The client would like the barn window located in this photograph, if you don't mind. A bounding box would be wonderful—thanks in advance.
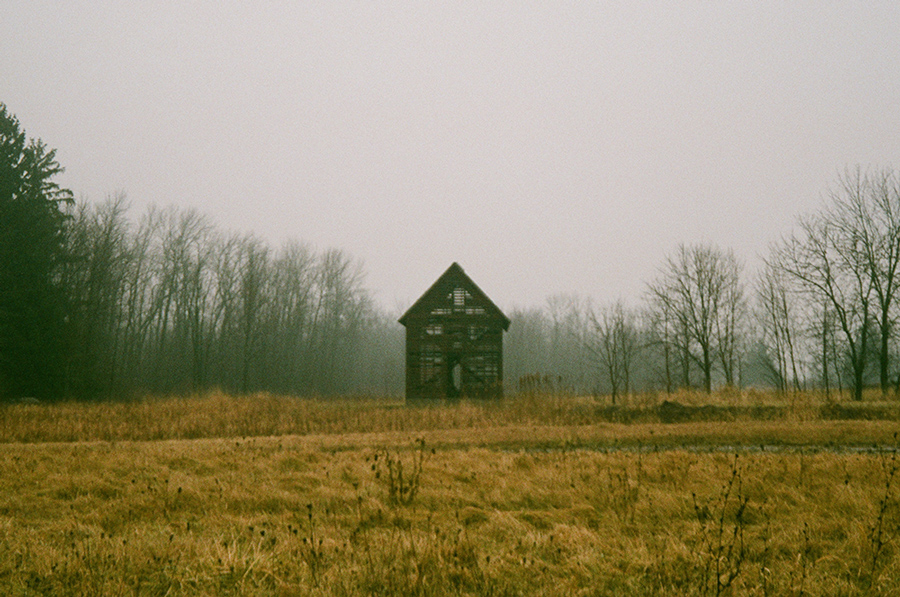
[453,288,466,306]
[420,344,442,384]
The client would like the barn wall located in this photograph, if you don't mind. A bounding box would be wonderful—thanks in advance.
[400,264,509,401]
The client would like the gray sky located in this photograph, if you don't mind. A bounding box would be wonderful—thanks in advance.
[3,2,899,311]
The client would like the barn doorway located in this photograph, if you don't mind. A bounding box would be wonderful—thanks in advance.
[448,356,462,398]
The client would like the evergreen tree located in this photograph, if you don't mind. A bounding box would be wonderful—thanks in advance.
[0,104,73,399]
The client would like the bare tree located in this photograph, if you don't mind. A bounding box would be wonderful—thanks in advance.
[304,248,371,394]
[237,235,270,394]
[644,297,688,393]
[714,253,747,387]
[117,206,160,392]
[585,300,641,404]
[755,258,803,392]
[62,194,131,397]
[504,306,552,389]
[546,294,594,393]
[776,212,873,401]
[145,208,214,392]
[827,168,900,396]
[263,241,317,393]
[647,244,746,393]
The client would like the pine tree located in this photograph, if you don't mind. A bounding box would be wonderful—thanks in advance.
[0,103,73,399]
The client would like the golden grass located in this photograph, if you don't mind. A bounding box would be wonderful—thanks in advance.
[2,390,900,595]
[1,388,898,445]
[3,432,900,595]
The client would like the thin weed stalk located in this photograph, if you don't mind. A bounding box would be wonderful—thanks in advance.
[691,456,749,596]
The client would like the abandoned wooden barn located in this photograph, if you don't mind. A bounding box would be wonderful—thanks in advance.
[399,263,510,400]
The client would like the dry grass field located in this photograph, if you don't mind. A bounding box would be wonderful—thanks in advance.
[2,390,900,595]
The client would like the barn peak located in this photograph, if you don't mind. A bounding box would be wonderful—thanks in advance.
[398,262,510,329]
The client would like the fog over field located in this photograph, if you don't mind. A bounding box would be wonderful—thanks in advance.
[6,8,900,590]
[3,2,900,308]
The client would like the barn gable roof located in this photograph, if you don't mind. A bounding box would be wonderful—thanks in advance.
[398,262,511,330]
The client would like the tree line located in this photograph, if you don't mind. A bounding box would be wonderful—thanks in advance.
[3,103,899,401]
[506,168,900,402]
[59,196,402,399]
[1,104,401,400]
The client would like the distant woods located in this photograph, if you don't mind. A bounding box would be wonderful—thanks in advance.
[3,103,900,400]
[60,197,402,399]
[1,104,400,400]
[507,168,900,402]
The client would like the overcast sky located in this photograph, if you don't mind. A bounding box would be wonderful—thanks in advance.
[3,2,899,312]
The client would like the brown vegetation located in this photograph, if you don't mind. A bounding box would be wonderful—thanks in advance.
[1,390,900,595]
[2,388,899,445]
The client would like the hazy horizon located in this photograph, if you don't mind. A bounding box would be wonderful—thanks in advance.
[4,2,899,311]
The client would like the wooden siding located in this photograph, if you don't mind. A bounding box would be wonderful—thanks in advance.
[399,263,509,400]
